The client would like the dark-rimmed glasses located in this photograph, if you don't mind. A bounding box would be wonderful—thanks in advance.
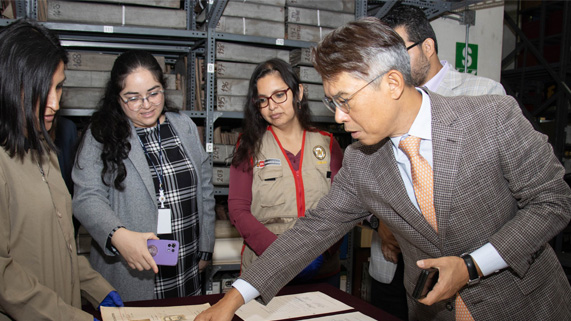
[121,90,164,111]
[255,88,291,109]
[322,73,385,114]
[406,39,424,51]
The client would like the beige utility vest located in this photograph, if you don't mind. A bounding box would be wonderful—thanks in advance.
[242,128,333,271]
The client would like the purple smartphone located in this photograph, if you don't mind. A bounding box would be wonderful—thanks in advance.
[147,239,179,266]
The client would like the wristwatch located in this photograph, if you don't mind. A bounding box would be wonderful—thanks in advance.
[369,215,379,230]
[461,253,481,286]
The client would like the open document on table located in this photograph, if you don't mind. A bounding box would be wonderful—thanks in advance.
[100,303,210,321]
[236,291,374,321]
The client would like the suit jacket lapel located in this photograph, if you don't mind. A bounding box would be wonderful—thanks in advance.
[429,91,463,243]
[374,139,440,248]
[127,121,158,205]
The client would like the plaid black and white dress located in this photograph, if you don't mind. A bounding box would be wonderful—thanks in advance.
[136,117,206,298]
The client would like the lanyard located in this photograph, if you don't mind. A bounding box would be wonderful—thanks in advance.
[137,120,166,208]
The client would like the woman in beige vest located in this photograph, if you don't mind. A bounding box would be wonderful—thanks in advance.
[228,58,344,286]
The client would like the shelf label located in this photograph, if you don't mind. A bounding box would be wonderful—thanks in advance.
[103,26,114,33]
[206,143,213,153]
[276,38,285,46]
[207,63,215,73]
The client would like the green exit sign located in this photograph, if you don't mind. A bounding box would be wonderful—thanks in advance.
[455,42,478,75]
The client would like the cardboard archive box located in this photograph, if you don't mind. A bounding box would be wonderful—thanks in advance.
[213,144,234,165]
[217,78,249,96]
[286,0,355,13]
[67,51,166,72]
[213,166,230,186]
[223,1,285,22]
[286,23,335,43]
[217,95,246,112]
[308,101,332,117]
[216,16,285,39]
[289,48,313,67]
[295,66,322,84]
[216,42,289,64]
[217,61,258,80]
[302,83,325,101]
[65,70,178,90]
[287,7,354,29]
[229,0,286,6]
[80,0,181,8]
[42,0,186,29]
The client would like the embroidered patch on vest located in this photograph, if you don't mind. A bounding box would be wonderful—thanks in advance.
[255,158,281,168]
[313,145,327,160]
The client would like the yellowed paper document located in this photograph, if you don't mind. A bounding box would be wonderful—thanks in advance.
[301,311,377,320]
[100,303,210,321]
[235,291,353,321]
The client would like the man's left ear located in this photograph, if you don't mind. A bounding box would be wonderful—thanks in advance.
[386,70,405,100]
[422,38,437,59]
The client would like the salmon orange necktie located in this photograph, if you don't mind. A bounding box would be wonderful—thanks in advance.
[399,135,474,321]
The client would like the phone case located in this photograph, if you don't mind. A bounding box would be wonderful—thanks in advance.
[412,268,439,299]
[147,239,179,266]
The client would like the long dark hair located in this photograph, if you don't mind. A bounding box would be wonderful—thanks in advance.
[0,19,68,164]
[231,58,313,169]
[78,50,178,190]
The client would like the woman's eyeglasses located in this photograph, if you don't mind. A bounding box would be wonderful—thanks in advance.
[121,90,165,111]
[254,88,291,109]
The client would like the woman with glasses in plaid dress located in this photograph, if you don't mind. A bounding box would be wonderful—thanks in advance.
[73,50,216,301]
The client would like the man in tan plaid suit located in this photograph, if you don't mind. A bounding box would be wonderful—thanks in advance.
[196,17,571,321]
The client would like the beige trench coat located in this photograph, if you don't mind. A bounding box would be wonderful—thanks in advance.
[0,149,114,321]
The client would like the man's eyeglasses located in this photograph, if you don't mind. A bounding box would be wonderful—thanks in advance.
[322,73,385,114]
[121,90,165,111]
[255,88,291,109]
[406,39,425,51]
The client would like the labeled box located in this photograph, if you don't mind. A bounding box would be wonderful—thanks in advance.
[217,78,249,96]
[295,66,322,84]
[286,0,355,13]
[216,42,290,64]
[213,167,230,186]
[287,23,335,43]
[287,7,354,29]
[43,0,187,29]
[213,144,234,165]
[223,2,285,22]
[217,95,246,112]
[216,16,285,39]
[217,61,258,80]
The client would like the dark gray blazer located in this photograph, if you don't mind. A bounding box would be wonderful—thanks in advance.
[241,92,571,320]
[73,112,215,301]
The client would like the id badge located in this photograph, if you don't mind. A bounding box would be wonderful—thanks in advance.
[157,208,172,234]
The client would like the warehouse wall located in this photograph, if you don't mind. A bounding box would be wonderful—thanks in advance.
[430,4,505,82]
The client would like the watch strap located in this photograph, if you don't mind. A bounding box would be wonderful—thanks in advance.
[461,253,480,285]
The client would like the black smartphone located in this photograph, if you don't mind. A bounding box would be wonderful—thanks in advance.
[412,268,439,299]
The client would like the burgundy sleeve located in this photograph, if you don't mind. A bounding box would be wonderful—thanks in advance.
[228,160,278,256]
[329,136,343,183]
[325,135,345,256]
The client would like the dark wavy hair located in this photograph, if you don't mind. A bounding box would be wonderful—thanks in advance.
[381,4,439,54]
[77,50,178,190]
[0,19,68,164]
[231,58,313,169]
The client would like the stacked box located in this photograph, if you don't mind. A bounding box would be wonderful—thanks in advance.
[216,61,256,112]
[289,48,313,67]
[41,0,186,29]
[62,51,184,110]
[213,144,234,165]
[80,0,181,8]
[216,2,285,39]
[294,66,322,84]
[286,0,355,13]
[286,23,335,42]
[213,167,230,186]
[287,7,354,29]
[216,42,289,64]
[216,42,289,112]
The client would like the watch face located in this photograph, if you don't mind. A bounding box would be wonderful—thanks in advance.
[370,217,379,229]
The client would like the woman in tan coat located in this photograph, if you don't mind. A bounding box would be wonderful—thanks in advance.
[0,20,123,321]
